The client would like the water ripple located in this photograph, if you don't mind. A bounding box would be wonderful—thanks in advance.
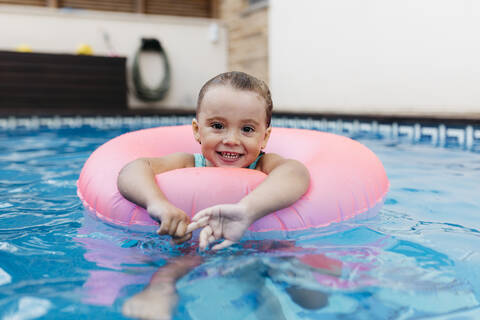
[1,120,479,319]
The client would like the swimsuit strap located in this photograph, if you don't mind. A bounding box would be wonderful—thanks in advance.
[194,153,207,167]
[194,152,264,169]
[248,151,265,169]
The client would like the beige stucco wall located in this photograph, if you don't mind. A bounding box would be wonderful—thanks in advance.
[269,0,480,119]
[218,0,269,84]
[0,5,228,111]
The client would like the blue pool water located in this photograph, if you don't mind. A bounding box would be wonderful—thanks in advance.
[0,116,479,319]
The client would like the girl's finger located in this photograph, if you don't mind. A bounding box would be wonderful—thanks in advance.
[212,240,235,251]
[172,232,192,244]
[199,226,213,251]
[208,235,216,244]
[175,220,187,238]
[186,216,209,233]
[157,218,171,235]
[168,218,180,236]
[192,205,220,222]
[191,208,208,221]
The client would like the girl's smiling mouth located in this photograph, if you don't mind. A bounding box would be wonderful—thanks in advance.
[217,151,242,161]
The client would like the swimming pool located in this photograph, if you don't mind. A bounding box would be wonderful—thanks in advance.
[0,116,479,319]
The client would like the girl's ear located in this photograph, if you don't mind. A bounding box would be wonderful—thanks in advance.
[261,126,272,149]
[192,118,201,144]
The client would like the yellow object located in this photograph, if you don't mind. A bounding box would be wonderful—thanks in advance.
[76,43,93,55]
[16,44,32,53]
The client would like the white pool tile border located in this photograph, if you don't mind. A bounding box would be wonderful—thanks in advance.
[271,118,480,151]
[0,116,195,130]
[2,116,480,152]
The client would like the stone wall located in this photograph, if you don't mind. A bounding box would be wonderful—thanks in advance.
[218,0,269,84]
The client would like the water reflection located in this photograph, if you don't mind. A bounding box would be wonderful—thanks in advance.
[75,213,478,319]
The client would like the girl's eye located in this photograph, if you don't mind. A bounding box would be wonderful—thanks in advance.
[242,126,255,133]
[211,122,224,130]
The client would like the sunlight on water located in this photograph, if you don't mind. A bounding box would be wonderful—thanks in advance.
[0,119,479,319]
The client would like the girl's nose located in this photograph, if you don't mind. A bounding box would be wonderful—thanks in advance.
[222,130,240,145]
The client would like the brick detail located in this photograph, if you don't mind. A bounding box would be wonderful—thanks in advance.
[219,0,269,84]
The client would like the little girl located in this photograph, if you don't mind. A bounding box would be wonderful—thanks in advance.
[117,71,310,250]
[119,71,312,319]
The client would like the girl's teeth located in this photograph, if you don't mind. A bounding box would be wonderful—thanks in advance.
[221,152,239,159]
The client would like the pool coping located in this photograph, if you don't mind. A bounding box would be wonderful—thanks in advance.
[2,114,479,152]
[1,108,479,125]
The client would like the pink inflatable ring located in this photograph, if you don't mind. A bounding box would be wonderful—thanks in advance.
[77,125,389,233]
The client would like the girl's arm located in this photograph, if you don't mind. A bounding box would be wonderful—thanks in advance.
[239,153,310,222]
[187,154,310,250]
[117,152,195,242]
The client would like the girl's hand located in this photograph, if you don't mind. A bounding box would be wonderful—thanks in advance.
[187,203,252,251]
[147,201,192,243]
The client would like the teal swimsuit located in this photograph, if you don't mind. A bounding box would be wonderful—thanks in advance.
[194,152,264,169]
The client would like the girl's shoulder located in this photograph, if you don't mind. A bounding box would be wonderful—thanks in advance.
[166,152,195,168]
[256,152,286,174]
[147,152,195,173]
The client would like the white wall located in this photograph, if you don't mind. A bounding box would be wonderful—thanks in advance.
[0,5,228,111]
[270,0,480,118]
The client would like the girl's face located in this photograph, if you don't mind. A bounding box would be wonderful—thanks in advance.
[192,85,271,168]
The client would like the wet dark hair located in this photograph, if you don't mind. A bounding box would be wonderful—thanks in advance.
[196,71,273,127]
